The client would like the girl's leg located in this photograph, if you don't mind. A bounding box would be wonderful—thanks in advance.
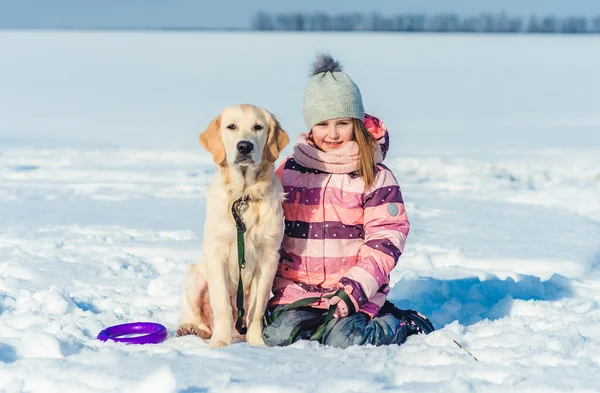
[378,301,435,335]
[262,306,325,347]
[263,302,434,348]
[322,312,409,349]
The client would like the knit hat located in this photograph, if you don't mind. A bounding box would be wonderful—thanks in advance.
[303,54,365,130]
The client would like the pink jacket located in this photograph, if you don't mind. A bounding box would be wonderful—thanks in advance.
[269,115,410,317]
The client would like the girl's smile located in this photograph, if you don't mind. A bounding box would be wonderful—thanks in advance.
[310,118,355,152]
[323,141,343,148]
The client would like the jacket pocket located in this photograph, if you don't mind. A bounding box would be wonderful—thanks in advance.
[277,249,296,279]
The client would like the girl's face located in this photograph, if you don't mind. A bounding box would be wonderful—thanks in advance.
[310,118,355,152]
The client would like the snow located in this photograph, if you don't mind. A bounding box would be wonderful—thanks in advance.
[1,31,600,392]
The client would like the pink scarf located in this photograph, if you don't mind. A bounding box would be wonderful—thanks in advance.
[293,134,383,174]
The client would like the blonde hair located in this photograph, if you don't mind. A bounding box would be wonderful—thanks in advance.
[352,118,377,190]
[308,119,378,190]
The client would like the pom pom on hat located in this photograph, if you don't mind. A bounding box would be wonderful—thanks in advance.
[310,54,342,76]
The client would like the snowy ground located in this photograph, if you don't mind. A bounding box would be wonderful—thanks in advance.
[1,31,600,392]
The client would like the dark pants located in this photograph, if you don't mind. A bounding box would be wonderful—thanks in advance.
[262,306,410,349]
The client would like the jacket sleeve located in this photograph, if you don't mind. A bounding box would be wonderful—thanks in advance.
[340,167,410,309]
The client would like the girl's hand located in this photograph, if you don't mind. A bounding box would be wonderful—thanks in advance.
[326,295,349,318]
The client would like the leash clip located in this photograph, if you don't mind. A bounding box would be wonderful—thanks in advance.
[232,197,249,233]
[236,199,248,215]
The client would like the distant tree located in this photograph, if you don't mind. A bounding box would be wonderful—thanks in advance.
[253,11,274,30]
[426,14,441,31]
[276,13,305,31]
[428,14,460,32]
[593,16,600,33]
[528,16,541,33]
[460,15,481,32]
[576,18,588,33]
[406,15,426,32]
[308,13,332,31]
[333,13,363,31]
[250,11,598,34]
[481,13,496,32]
[541,15,558,33]
[508,17,523,33]
[394,15,406,31]
[494,12,519,33]
[445,14,460,31]
[560,17,587,33]
[372,13,395,31]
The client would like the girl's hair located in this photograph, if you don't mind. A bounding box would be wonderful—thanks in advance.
[352,118,377,190]
[308,118,378,190]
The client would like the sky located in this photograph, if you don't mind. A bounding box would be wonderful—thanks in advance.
[1,0,600,29]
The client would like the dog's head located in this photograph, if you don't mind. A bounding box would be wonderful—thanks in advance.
[200,104,289,168]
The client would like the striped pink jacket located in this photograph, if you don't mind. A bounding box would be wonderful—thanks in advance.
[269,115,410,317]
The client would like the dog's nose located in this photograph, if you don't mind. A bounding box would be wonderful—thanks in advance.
[237,141,254,155]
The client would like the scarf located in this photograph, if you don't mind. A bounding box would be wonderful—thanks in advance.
[293,134,384,174]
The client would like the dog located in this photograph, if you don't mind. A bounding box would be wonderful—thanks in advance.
[177,104,289,348]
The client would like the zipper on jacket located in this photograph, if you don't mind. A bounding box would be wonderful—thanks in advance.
[317,174,333,286]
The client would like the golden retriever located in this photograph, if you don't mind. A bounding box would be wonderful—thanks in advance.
[177,104,289,348]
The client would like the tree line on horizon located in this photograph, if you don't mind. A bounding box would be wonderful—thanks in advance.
[252,12,600,34]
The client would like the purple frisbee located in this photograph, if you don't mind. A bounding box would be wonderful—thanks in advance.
[97,322,167,345]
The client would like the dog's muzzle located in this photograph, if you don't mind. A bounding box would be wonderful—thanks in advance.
[235,141,255,164]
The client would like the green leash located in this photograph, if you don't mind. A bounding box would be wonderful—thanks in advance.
[232,194,356,343]
[232,197,249,336]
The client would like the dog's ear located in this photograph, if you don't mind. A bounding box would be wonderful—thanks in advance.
[200,115,226,166]
[263,112,289,163]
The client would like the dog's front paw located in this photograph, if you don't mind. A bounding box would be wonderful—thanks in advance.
[246,325,266,347]
[177,323,208,338]
[247,335,266,347]
[208,337,232,348]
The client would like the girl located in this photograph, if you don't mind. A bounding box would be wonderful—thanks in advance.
[262,54,434,348]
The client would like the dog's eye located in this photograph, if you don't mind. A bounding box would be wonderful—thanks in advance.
[253,124,263,131]
[226,124,236,130]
